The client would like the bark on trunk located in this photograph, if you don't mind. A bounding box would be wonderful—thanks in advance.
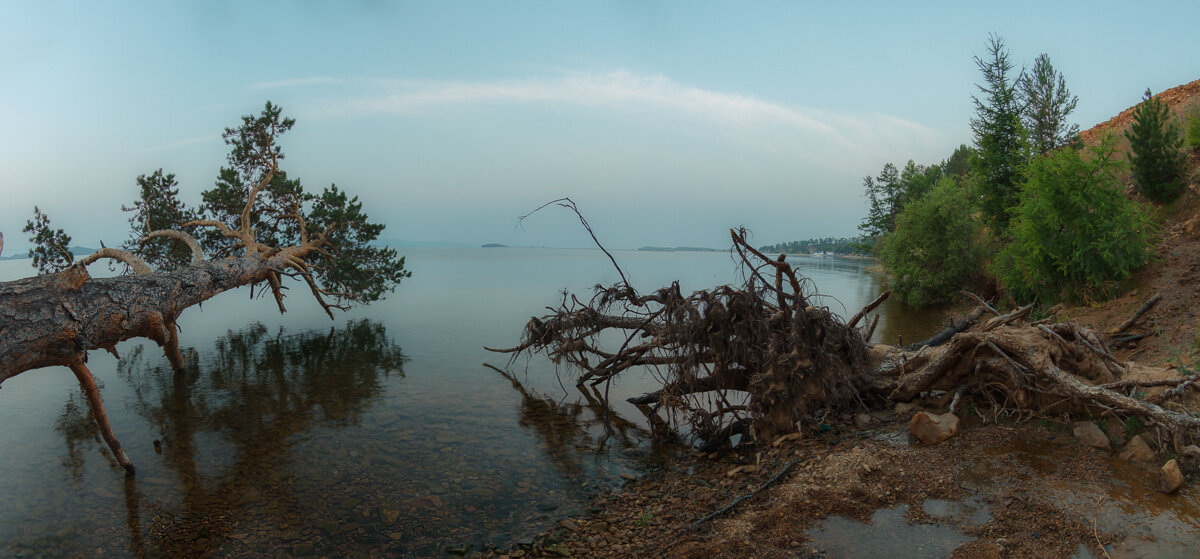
[0,249,304,383]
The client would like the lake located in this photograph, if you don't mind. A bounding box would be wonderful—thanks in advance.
[0,247,940,557]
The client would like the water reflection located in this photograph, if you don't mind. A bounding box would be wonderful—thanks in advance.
[51,320,406,557]
[486,363,678,480]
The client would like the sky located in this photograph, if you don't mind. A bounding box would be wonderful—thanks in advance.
[2,1,1198,254]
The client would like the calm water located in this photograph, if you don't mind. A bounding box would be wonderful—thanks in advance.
[0,248,939,557]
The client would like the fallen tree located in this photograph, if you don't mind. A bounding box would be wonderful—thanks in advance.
[0,102,409,473]
[491,228,1200,451]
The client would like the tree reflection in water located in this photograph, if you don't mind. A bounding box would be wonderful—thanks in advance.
[485,363,680,482]
[54,320,405,557]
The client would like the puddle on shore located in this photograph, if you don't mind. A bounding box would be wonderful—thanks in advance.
[805,502,980,558]
[812,424,1200,558]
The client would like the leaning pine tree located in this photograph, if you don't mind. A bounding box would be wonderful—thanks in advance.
[1126,88,1187,203]
[0,102,410,473]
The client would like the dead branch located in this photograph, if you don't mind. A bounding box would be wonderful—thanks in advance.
[848,290,889,329]
[903,307,985,350]
[1110,293,1162,335]
[77,248,153,275]
[961,290,1000,316]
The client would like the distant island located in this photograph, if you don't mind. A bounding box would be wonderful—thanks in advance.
[0,245,96,261]
[637,246,721,252]
[481,243,509,248]
[757,236,869,256]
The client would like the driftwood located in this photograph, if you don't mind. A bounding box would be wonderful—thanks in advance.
[1111,293,1162,335]
[493,228,1200,450]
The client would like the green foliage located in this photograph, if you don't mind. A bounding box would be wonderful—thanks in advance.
[1183,104,1200,150]
[1019,53,1080,156]
[306,185,410,304]
[23,206,74,275]
[122,169,197,270]
[1124,416,1146,436]
[880,177,986,307]
[970,35,1026,229]
[198,102,409,307]
[858,160,946,242]
[941,144,975,179]
[995,139,1155,303]
[1126,88,1187,203]
[110,101,409,310]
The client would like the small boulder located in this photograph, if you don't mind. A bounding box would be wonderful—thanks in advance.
[894,402,919,416]
[1072,421,1111,450]
[854,413,873,429]
[1116,435,1156,462]
[909,412,960,445]
[1159,459,1185,494]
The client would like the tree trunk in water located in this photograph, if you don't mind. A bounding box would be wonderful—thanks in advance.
[0,248,307,473]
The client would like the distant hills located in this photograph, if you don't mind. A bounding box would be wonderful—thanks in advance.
[0,245,96,261]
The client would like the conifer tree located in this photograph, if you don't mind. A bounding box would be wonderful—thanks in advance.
[970,34,1025,229]
[1019,53,1079,156]
[1126,88,1186,202]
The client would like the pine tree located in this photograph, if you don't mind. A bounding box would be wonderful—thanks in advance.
[970,34,1025,229]
[1126,88,1187,203]
[1019,53,1079,156]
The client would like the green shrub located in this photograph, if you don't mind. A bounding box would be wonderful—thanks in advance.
[996,138,1155,303]
[1185,105,1200,150]
[880,176,987,307]
[1126,88,1187,202]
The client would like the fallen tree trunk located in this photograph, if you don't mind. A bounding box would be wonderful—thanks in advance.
[0,249,310,382]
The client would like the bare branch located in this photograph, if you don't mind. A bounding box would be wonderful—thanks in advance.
[77,248,153,275]
[519,198,637,300]
[142,229,205,262]
[183,219,242,240]
[239,168,276,254]
[961,290,1000,316]
[1110,293,1162,336]
[68,361,135,473]
[848,290,890,328]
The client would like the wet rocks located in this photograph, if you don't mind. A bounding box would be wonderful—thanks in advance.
[1158,459,1185,494]
[1116,435,1156,462]
[1071,422,1111,450]
[909,412,960,445]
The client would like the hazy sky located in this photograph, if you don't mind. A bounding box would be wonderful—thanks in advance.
[2,1,1197,253]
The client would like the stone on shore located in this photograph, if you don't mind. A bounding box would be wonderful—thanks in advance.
[1072,421,1111,450]
[909,412,960,445]
[1116,435,1156,462]
[1159,459,1185,494]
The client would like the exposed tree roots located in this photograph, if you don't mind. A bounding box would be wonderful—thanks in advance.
[493,229,1200,451]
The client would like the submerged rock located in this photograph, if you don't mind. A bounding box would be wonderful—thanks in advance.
[1072,422,1111,450]
[909,412,960,445]
[1159,459,1185,494]
[1117,435,1156,462]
